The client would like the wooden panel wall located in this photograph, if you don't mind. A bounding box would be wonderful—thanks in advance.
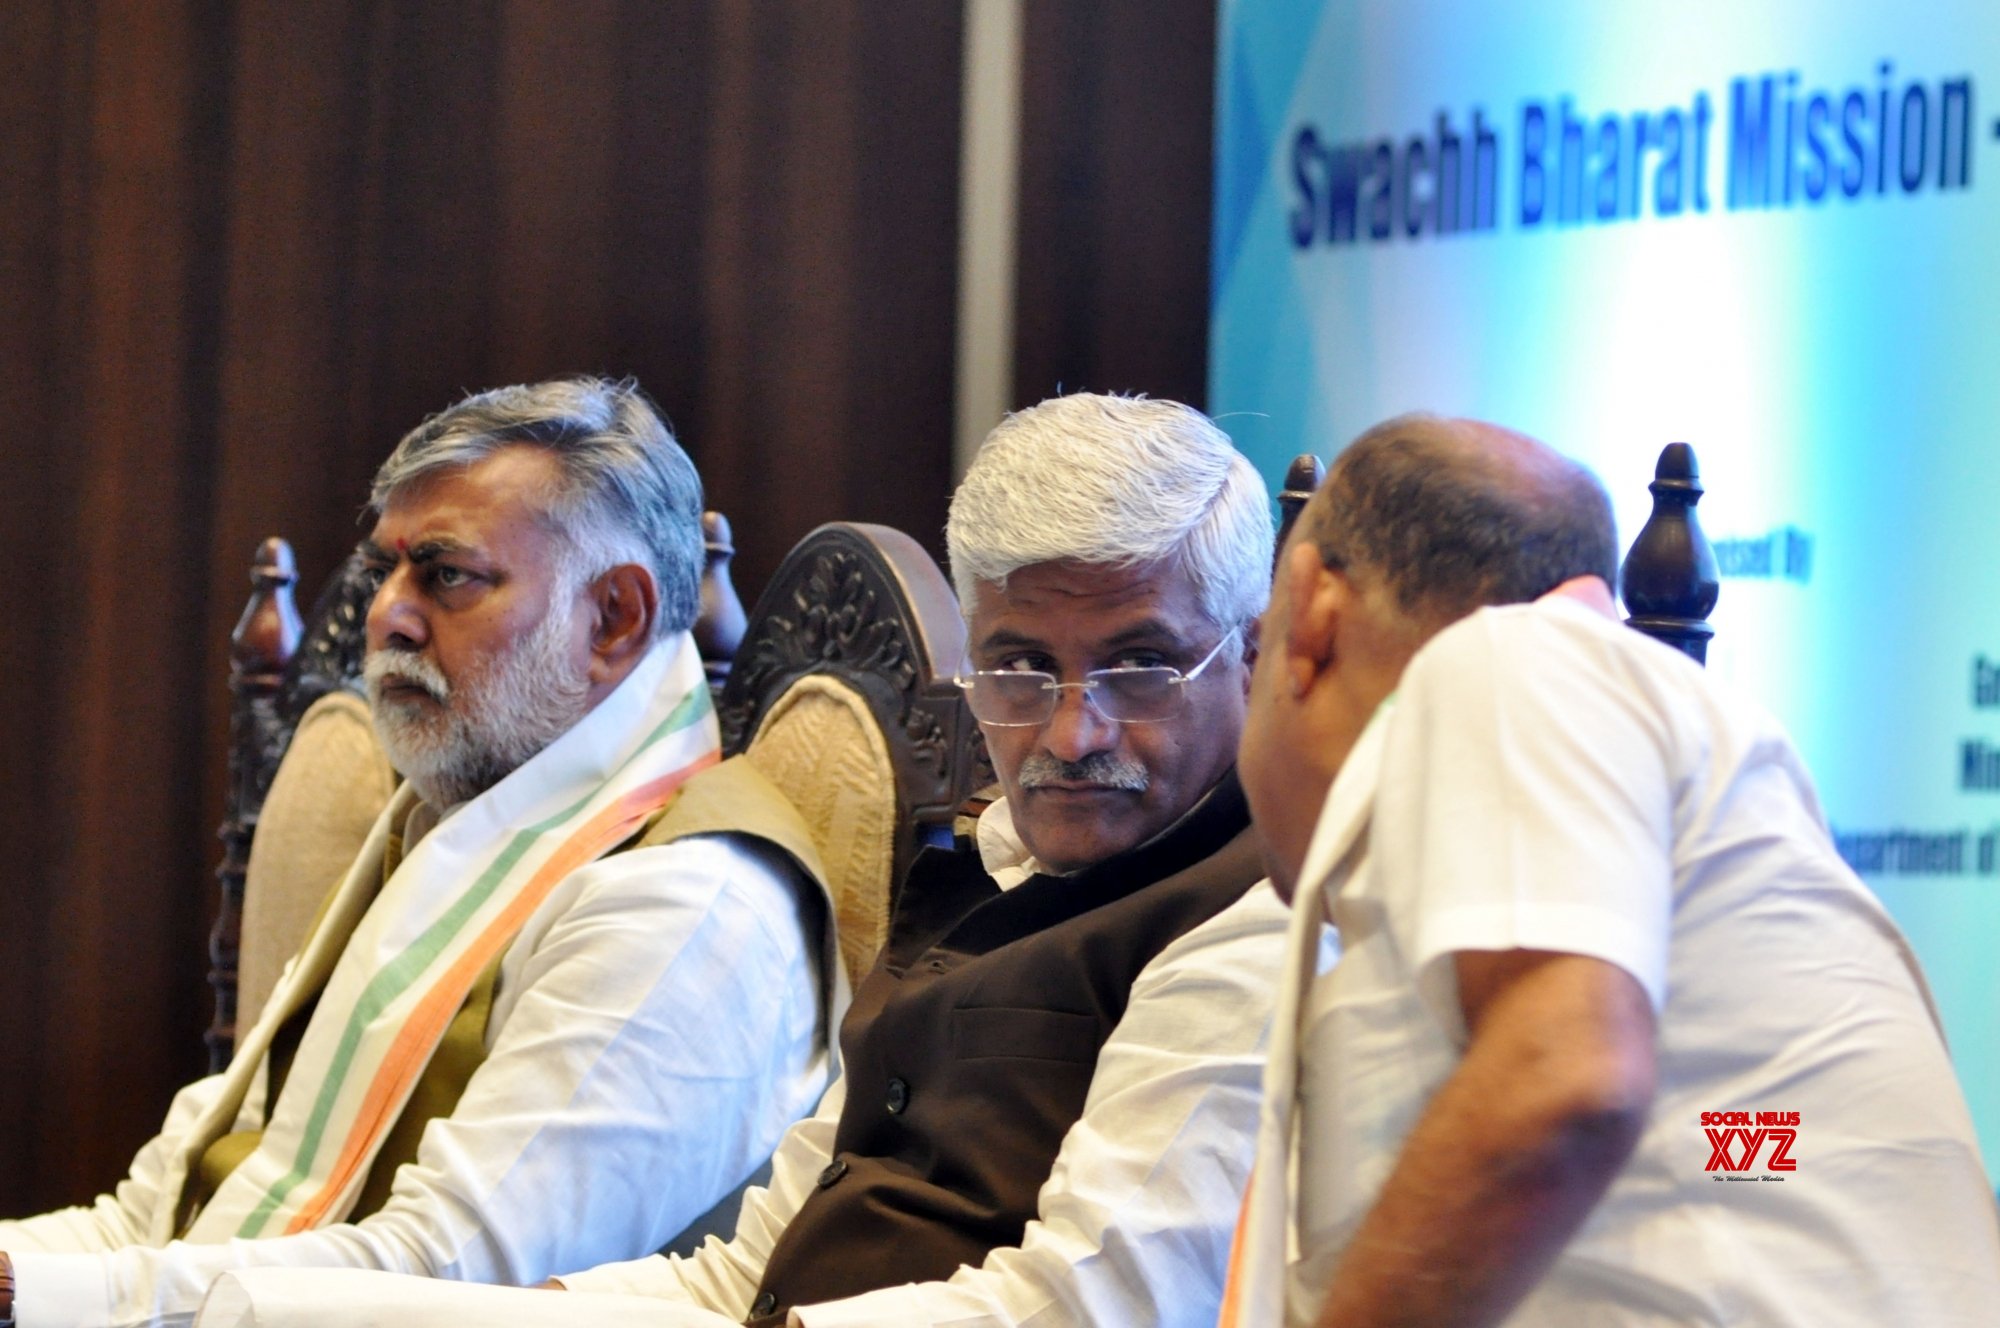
[0,0,1217,1220]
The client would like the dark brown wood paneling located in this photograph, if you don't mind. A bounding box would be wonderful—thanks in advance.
[1013,0,1217,410]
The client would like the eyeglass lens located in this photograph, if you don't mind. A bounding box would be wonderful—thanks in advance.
[961,667,1186,725]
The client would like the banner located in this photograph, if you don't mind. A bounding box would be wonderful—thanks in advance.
[1213,0,2000,1177]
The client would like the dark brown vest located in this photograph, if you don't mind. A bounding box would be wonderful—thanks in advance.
[745,771,1261,1324]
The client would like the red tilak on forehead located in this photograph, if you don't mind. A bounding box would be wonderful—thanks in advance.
[396,537,408,555]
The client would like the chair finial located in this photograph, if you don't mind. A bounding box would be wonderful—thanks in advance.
[695,510,748,690]
[1620,443,1720,664]
[1276,454,1326,562]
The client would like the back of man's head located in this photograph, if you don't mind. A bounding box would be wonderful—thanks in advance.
[371,376,704,637]
[946,393,1273,628]
[1304,414,1617,633]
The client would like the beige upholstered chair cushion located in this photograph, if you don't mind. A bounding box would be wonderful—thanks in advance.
[743,675,897,986]
[237,691,398,1030]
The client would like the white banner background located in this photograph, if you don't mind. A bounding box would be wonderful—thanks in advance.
[1212,0,2000,1178]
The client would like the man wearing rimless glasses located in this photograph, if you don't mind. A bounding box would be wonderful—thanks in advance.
[197,393,1312,1328]
[957,613,1242,876]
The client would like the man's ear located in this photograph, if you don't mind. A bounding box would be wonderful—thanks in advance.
[586,563,659,679]
[1280,540,1346,698]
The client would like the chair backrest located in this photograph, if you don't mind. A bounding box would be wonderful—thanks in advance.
[212,543,374,1068]
[717,522,981,987]
[209,515,751,1069]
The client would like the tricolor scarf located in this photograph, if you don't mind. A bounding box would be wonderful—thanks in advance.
[1217,700,1389,1328]
[156,635,721,1243]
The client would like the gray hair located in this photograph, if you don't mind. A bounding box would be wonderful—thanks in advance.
[946,393,1273,629]
[1306,413,1618,627]
[371,376,703,637]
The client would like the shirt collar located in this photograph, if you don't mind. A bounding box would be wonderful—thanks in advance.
[974,796,1044,891]
[974,768,1251,894]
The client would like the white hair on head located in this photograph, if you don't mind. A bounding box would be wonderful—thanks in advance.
[946,393,1274,628]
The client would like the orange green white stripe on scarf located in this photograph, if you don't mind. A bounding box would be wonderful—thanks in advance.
[155,635,721,1245]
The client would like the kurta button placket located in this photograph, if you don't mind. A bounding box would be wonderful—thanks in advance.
[885,1076,910,1114]
[816,1158,849,1189]
[752,1291,779,1317]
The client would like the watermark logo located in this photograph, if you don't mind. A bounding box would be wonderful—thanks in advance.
[1701,1110,1799,1180]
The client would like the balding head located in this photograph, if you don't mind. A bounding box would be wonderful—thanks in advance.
[1299,414,1617,634]
[1243,416,1619,894]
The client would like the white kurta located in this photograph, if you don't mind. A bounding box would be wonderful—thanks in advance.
[3,643,832,1328]
[1240,596,2000,1326]
[194,798,1331,1328]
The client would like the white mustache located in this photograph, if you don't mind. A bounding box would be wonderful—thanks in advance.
[365,648,450,702]
[1018,751,1150,792]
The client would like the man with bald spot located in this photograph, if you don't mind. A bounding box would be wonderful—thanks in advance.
[1223,415,2000,1326]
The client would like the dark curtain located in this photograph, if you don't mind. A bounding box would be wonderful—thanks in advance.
[0,0,1212,1219]
[1015,1,1214,407]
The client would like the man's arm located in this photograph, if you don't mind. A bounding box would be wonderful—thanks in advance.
[1311,948,1656,1328]
[786,880,1307,1328]
[0,1070,246,1260]
[6,836,827,1328]
[194,1096,851,1328]
[552,1072,846,1313]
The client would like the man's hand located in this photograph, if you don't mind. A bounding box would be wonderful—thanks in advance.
[1312,949,1657,1328]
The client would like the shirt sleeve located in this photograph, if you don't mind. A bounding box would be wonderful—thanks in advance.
[8,835,830,1328]
[554,1074,845,1316]
[0,1072,238,1257]
[1372,605,1679,1041]
[789,882,1309,1328]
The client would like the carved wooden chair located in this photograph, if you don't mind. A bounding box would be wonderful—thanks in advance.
[656,520,979,1256]
[715,522,981,988]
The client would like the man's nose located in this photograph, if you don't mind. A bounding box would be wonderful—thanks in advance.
[1038,683,1120,763]
[365,567,427,654]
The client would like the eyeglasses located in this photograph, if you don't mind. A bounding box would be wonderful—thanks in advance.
[955,631,1238,727]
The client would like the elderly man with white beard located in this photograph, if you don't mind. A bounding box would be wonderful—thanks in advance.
[0,378,838,1328]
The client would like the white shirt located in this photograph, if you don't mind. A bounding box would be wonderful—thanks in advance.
[1288,597,2000,1325]
[3,831,830,1328]
[199,796,1322,1328]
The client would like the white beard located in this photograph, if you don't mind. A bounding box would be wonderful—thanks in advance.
[365,607,593,809]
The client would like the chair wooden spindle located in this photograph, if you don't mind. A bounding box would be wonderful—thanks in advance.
[1620,442,1721,665]
[1276,453,1326,561]
[210,538,305,1070]
[695,510,748,694]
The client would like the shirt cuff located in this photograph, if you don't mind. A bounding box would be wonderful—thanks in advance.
[7,1251,110,1328]
[792,1284,934,1326]
[554,1254,687,1299]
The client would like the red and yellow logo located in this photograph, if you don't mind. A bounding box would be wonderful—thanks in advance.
[1701,1110,1800,1174]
